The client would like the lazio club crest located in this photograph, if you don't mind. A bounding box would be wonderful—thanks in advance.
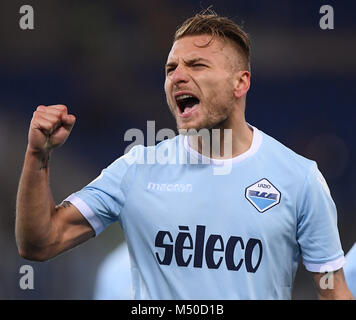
[245,178,281,213]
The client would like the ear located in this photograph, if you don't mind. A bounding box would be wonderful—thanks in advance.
[234,71,250,99]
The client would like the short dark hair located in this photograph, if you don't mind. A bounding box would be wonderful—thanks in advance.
[174,9,251,71]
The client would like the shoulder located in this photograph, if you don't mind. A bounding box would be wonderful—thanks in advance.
[256,129,336,212]
[258,129,316,176]
[255,128,330,201]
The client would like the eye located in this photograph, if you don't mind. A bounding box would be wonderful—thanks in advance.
[192,64,207,68]
[166,66,176,75]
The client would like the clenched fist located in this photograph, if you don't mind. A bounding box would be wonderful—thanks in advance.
[28,105,76,155]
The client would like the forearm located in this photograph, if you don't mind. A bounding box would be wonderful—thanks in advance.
[313,269,355,300]
[318,290,354,300]
[16,148,57,259]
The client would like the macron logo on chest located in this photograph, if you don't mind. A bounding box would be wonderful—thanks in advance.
[147,182,193,193]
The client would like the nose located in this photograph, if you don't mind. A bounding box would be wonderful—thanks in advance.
[170,65,190,86]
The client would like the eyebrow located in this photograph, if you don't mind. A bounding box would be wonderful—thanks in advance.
[165,57,211,69]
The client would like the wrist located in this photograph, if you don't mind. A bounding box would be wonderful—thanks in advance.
[25,146,52,170]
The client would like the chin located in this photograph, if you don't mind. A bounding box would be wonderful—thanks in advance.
[176,122,207,135]
[177,116,224,133]
[177,126,197,135]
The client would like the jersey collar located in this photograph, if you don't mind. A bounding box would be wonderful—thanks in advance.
[183,124,263,166]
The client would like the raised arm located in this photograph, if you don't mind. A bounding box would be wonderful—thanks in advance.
[16,105,95,261]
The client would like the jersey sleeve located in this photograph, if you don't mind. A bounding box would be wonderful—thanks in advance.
[296,161,345,272]
[64,145,141,236]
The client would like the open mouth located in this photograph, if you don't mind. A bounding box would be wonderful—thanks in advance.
[175,94,200,116]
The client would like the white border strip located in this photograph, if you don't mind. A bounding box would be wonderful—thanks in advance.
[304,256,346,273]
[64,194,104,236]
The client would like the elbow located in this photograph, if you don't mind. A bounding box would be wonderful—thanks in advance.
[17,245,51,262]
[16,232,55,262]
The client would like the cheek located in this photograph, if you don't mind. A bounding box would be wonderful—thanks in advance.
[204,82,235,113]
[164,79,169,95]
[201,72,233,94]
[215,76,235,97]
[164,80,172,103]
[204,80,232,102]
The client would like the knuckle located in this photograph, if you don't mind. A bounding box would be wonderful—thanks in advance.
[52,110,62,118]
[33,110,43,118]
[36,106,45,111]
[33,110,41,119]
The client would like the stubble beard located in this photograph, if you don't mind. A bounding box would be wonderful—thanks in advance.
[168,95,235,136]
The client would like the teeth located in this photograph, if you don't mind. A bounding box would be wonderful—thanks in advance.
[176,94,194,101]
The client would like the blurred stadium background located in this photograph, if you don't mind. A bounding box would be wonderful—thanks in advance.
[0,0,355,299]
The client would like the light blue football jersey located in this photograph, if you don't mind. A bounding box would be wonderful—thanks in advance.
[65,125,345,299]
[344,243,356,297]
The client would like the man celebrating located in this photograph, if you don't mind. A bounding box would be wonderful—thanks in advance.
[16,11,353,299]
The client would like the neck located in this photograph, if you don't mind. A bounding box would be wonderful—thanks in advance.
[188,115,253,160]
